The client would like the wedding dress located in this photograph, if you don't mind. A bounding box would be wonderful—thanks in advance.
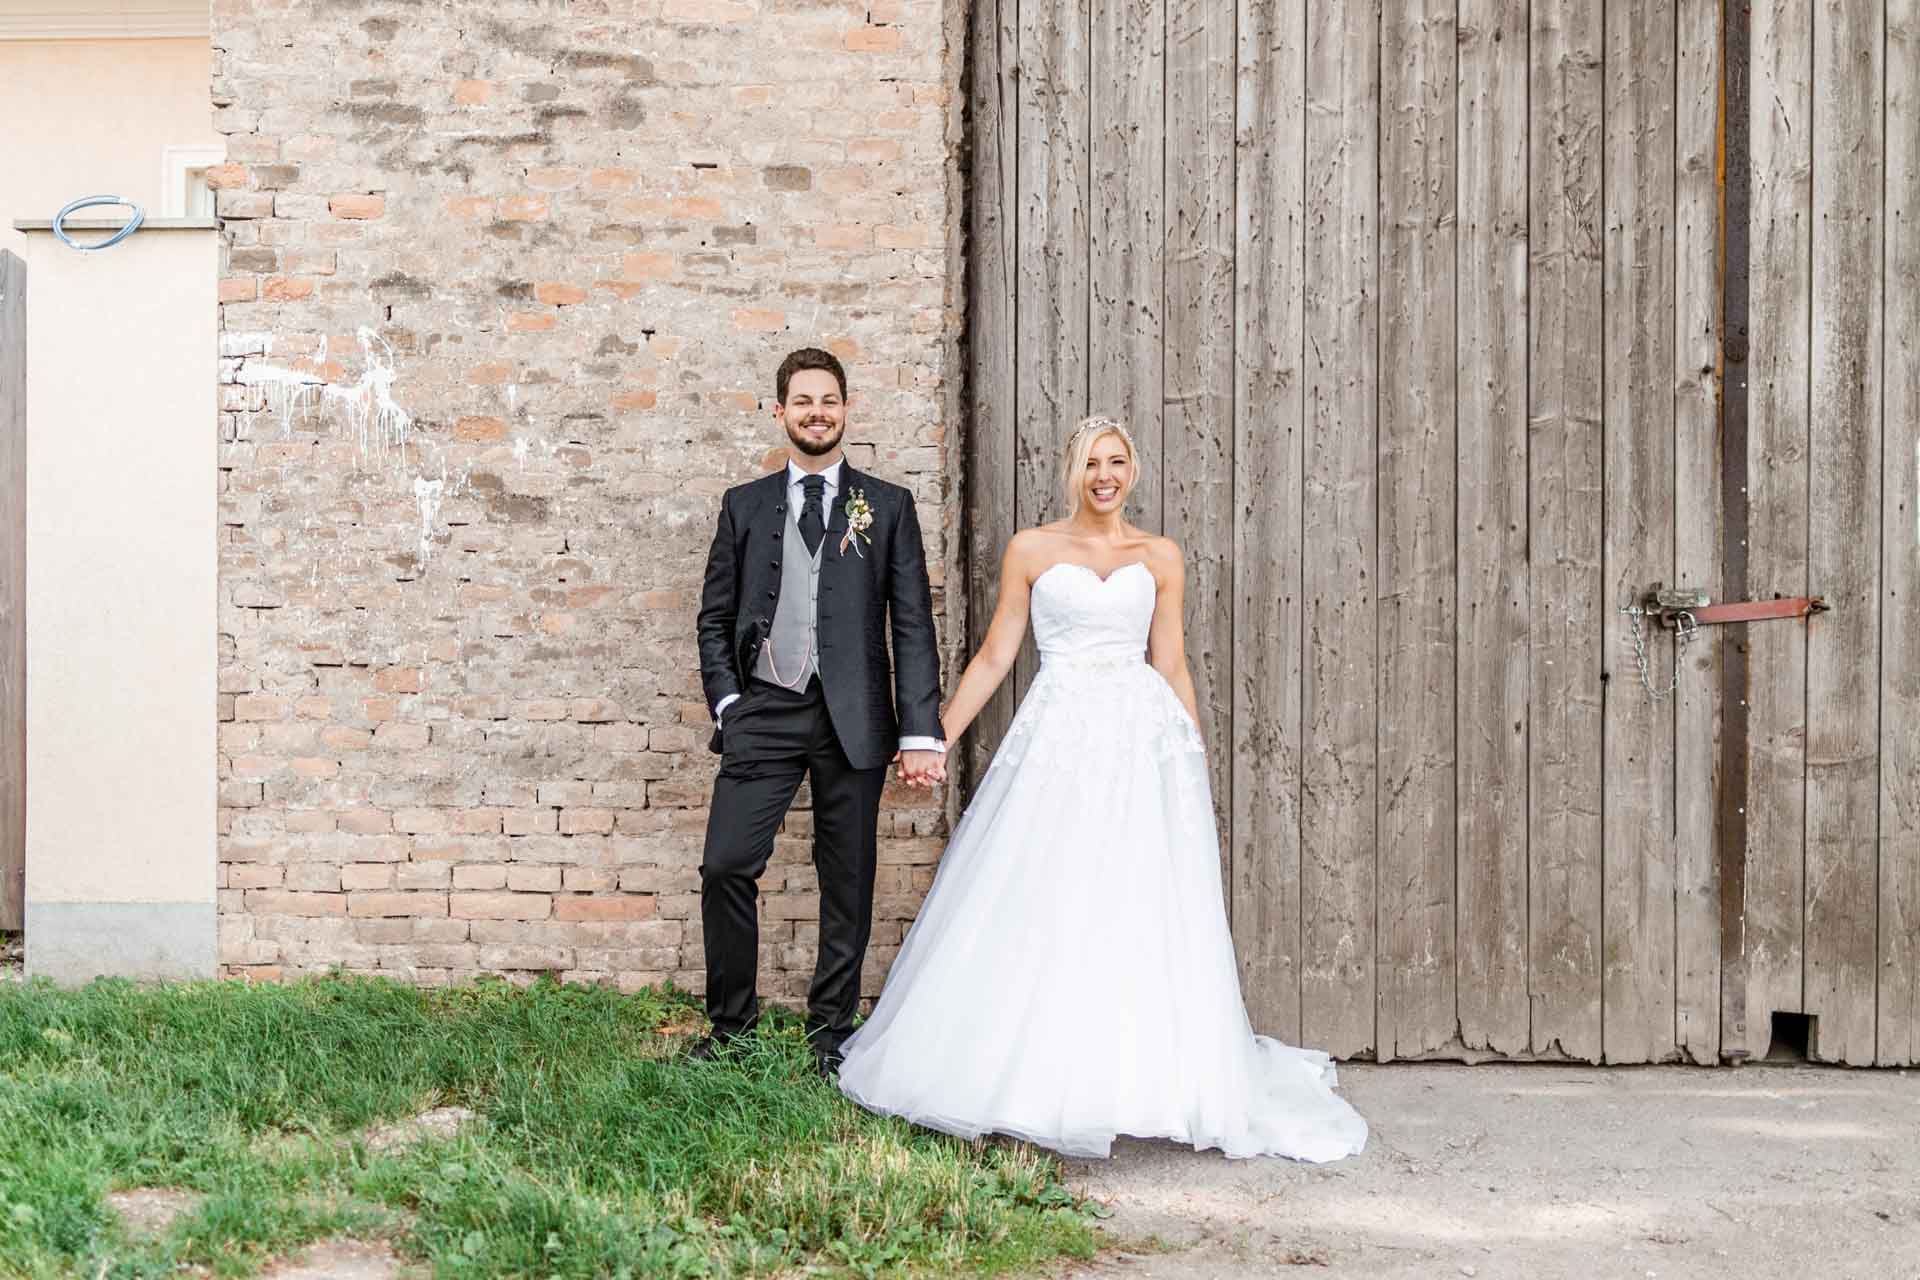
[837,560,1367,1162]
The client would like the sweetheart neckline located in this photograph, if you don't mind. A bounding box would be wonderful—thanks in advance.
[1033,559,1153,590]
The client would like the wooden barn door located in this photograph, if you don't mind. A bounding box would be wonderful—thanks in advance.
[964,0,1920,1066]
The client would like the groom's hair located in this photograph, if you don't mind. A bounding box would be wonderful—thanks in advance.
[776,348,848,404]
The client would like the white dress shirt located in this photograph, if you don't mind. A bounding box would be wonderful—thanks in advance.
[714,459,945,755]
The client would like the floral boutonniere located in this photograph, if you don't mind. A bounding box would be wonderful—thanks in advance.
[839,488,875,558]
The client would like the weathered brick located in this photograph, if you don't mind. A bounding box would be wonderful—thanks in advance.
[394,808,448,835]
[453,864,508,890]
[262,277,315,302]
[845,25,903,52]
[506,865,563,893]
[451,893,553,921]
[216,190,274,218]
[562,867,619,892]
[395,860,453,890]
[477,944,574,970]
[229,864,284,889]
[554,895,656,923]
[340,863,392,890]
[329,194,386,219]
[339,808,393,835]
[374,667,422,694]
[234,694,289,721]
[536,781,595,807]
[244,890,345,917]
[348,892,449,918]
[559,808,615,835]
[502,808,558,836]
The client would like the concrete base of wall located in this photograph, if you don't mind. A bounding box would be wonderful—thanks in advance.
[24,901,215,983]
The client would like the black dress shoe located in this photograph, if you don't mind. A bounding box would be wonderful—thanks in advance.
[814,1048,845,1081]
[686,1034,740,1063]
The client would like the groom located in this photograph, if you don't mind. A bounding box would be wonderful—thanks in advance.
[691,347,946,1078]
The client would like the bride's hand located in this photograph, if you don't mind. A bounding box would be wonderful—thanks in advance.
[895,749,945,790]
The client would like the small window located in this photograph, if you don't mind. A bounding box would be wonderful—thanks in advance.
[159,144,225,218]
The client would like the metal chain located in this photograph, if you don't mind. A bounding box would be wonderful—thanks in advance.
[1620,604,1697,702]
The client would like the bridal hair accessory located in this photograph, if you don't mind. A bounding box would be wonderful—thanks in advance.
[840,488,875,557]
[1070,414,1137,455]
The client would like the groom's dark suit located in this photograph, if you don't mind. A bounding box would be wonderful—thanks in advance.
[696,460,942,1055]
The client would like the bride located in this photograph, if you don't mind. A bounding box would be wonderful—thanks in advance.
[836,417,1367,1162]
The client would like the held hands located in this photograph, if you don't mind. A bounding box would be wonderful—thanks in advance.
[893,748,948,789]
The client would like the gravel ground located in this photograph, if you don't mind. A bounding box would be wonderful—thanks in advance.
[1056,1062,1920,1279]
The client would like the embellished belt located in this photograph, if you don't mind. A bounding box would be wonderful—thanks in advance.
[1038,649,1147,671]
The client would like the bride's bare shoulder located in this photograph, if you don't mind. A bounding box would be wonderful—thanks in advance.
[1007,525,1071,558]
[1000,527,1058,580]
[1142,535,1185,582]
[1141,533,1182,564]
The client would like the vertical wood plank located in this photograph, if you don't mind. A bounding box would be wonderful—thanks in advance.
[1878,0,1920,1068]
[1091,0,1165,536]
[1233,0,1308,1043]
[965,0,1020,790]
[1015,0,1091,703]
[1302,0,1380,1058]
[1672,0,1724,1065]
[1377,0,1458,1059]
[1528,0,1605,1061]
[1599,0,1678,1064]
[1804,0,1883,1066]
[1455,0,1532,1057]
[1740,0,1813,1062]
[0,251,22,931]
[1165,0,1237,845]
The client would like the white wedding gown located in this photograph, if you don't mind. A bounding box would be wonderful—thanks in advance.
[837,560,1367,1162]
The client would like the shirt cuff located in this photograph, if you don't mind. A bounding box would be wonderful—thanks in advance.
[714,692,740,727]
[898,736,946,754]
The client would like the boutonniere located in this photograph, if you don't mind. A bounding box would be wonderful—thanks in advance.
[839,488,875,558]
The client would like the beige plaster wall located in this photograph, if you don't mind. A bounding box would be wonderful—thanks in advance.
[8,29,220,978]
[21,226,217,917]
[0,38,220,255]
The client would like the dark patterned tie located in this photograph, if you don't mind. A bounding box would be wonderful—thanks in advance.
[800,474,826,556]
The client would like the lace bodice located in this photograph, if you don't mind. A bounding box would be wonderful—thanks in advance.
[1030,560,1155,664]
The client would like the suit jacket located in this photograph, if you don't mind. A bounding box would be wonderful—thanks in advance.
[696,463,942,771]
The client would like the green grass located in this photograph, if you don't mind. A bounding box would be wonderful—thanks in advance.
[0,974,1101,1278]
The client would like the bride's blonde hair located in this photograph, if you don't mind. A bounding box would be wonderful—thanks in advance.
[1061,415,1139,515]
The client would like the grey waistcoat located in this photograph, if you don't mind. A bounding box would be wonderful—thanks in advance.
[752,499,825,689]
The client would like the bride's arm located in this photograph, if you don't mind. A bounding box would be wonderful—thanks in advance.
[1146,540,1204,739]
[938,534,1036,744]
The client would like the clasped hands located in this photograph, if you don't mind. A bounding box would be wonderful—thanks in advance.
[894,748,947,789]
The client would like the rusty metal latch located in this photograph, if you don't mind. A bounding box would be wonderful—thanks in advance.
[1638,583,1830,629]
[1620,584,1831,703]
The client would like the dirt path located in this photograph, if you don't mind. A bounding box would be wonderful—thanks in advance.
[1058,1062,1920,1279]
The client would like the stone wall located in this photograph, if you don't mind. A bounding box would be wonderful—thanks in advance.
[208,0,965,1002]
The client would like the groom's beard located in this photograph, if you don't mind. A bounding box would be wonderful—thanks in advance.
[786,419,844,457]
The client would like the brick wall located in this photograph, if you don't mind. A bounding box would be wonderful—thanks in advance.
[209,0,965,1004]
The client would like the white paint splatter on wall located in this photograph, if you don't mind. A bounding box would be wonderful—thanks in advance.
[323,328,413,465]
[235,360,323,437]
[229,325,472,571]
[412,476,446,563]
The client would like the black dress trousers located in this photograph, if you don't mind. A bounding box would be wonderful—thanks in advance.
[699,675,888,1052]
